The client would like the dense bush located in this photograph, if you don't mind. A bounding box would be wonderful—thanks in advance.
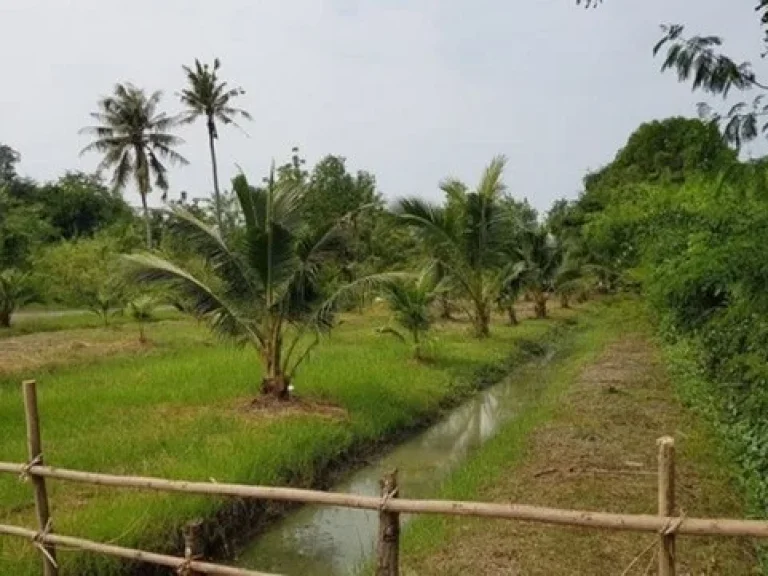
[575,118,768,523]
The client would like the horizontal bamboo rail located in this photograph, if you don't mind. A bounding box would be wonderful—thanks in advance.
[2,461,768,539]
[0,524,278,576]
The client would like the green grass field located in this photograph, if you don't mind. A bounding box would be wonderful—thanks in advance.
[1,307,183,338]
[0,304,581,575]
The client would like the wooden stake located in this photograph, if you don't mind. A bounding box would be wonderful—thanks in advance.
[376,470,400,576]
[22,380,58,576]
[658,436,676,576]
[183,519,205,575]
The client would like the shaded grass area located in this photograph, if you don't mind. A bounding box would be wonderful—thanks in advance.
[398,299,756,575]
[1,308,184,339]
[0,303,580,575]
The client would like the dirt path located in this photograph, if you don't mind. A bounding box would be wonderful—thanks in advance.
[403,333,758,575]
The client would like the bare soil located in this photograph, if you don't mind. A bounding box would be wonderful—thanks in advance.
[404,337,758,575]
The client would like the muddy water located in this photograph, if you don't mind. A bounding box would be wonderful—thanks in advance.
[236,349,555,575]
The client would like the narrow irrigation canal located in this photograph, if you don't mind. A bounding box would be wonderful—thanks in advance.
[236,347,557,575]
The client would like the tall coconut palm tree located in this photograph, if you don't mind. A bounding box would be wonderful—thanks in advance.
[396,156,519,337]
[124,168,390,400]
[179,58,251,231]
[81,83,188,248]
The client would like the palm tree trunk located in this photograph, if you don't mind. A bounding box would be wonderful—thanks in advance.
[207,119,223,231]
[507,305,518,326]
[141,193,152,249]
[534,291,548,319]
[439,294,453,320]
[261,335,290,399]
[473,301,491,338]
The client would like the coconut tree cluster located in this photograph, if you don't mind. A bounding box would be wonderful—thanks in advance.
[81,58,249,249]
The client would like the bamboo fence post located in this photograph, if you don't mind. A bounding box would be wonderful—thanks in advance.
[183,519,205,575]
[376,470,400,576]
[658,436,676,576]
[22,379,58,576]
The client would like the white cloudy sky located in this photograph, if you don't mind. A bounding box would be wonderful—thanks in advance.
[0,0,763,212]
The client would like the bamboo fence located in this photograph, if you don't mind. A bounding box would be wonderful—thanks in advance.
[2,380,768,576]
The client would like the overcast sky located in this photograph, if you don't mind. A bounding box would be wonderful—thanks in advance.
[1,0,763,213]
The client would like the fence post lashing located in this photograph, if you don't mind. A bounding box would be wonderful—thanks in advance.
[182,519,204,575]
[657,436,676,576]
[22,379,58,576]
[376,470,400,576]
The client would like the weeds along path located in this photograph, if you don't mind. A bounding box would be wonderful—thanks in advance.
[400,301,757,575]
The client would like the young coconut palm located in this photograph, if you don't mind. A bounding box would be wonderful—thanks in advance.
[519,228,563,319]
[378,264,443,360]
[497,261,527,325]
[396,156,518,337]
[127,295,157,343]
[81,83,188,248]
[0,269,33,328]
[124,168,387,400]
[178,58,251,230]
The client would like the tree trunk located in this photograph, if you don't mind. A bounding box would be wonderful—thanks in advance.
[439,294,453,320]
[141,193,152,249]
[138,322,147,344]
[208,119,223,232]
[0,309,11,328]
[560,293,570,309]
[507,305,518,326]
[261,337,291,400]
[534,292,548,319]
[473,302,491,338]
[261,374,290,399]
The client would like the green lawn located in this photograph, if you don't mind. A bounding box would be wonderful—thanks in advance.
[0,304,582,575]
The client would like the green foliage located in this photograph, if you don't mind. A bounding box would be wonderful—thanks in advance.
[35,172,134,239]
[0,269,34,327]
[0,144,20,185]
[574,123,768,527]
[304,155,382,236]
[0,186,54,269]
[33,229,141,323]
[583,118,736,210]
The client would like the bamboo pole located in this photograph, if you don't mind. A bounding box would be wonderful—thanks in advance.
[1,461,768,538]
[658,436,676,576]
[183,519,205,576]
[376,470,400,576]
[22,380,58,576]
[0,523,279,576]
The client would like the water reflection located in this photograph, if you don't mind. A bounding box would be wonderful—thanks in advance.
[237,353,552,575]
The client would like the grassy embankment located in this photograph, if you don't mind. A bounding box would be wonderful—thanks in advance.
[0,303,580,575]
[398,299,756,575]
